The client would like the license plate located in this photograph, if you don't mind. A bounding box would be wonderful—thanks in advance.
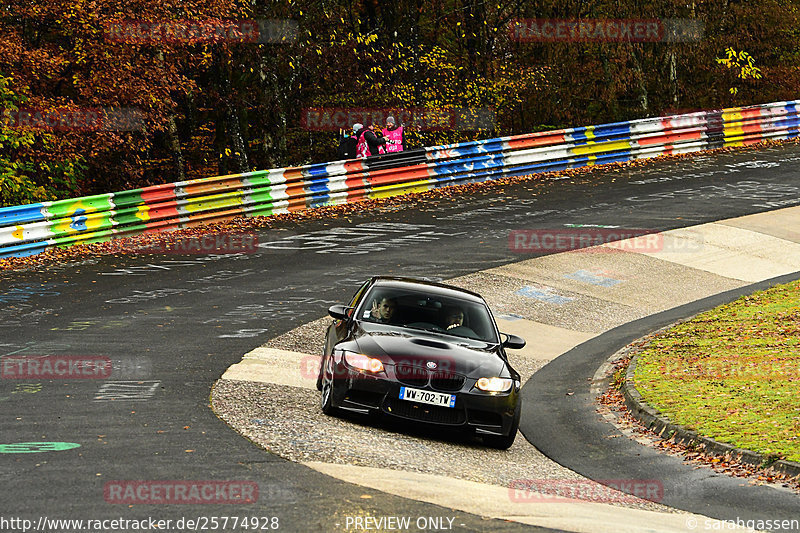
[399,387,456,408]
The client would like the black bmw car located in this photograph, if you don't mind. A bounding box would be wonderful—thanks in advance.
[317,276,525,449]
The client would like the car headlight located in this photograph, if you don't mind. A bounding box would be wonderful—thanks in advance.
[476,377,513,392]
[343,351,385,373]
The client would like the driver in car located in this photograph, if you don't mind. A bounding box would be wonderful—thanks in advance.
[370,296,398,323]
[443,307,465,330]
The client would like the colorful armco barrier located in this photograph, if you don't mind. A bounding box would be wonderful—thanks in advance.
[1,100,798,258]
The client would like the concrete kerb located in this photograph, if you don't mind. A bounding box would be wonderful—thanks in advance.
[303,461,705,533]
[620,343,800,480]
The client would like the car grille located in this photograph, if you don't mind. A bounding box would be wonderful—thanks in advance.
[395,364,429,387]
[385,398,466,425]
[430,372,465,392]
[394,365,466,391]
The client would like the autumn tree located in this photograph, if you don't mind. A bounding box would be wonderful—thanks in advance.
[1,0,799,205]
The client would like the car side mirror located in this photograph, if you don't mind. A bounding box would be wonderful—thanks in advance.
[501,333,526,350]
[328,304,350,321]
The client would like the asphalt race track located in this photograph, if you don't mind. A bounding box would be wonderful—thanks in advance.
[522,272,800,524]
[2,143,800,532]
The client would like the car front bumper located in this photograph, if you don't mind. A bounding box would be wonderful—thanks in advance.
[329,363,520,437]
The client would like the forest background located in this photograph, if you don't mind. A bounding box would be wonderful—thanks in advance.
[0,0,797,206]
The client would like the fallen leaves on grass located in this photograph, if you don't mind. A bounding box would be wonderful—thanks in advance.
[598,341,800,493]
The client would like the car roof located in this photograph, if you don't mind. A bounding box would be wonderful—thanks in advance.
[368,276,486,304]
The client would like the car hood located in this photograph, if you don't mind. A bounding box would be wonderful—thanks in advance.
[347,322,508,377]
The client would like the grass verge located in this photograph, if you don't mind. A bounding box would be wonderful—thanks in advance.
[633,279,800,463]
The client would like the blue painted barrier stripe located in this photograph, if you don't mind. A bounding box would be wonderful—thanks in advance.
[0,204,47,225]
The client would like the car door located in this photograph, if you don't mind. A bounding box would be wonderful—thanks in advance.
[325,279,371,356]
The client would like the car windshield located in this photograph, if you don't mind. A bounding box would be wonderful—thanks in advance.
[357,286,499,343]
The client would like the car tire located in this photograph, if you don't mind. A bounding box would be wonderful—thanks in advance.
[484,402,521,450]
[320,359,337,416]
[316,354,326,391]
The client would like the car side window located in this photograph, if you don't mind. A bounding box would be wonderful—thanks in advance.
[347,281,371,317]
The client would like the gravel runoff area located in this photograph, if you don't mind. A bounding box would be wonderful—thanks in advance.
[211,274,689,515]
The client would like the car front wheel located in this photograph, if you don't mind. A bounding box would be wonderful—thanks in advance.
[316,353,326,391]
[483,402,521,450]
[320,359,337,416]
